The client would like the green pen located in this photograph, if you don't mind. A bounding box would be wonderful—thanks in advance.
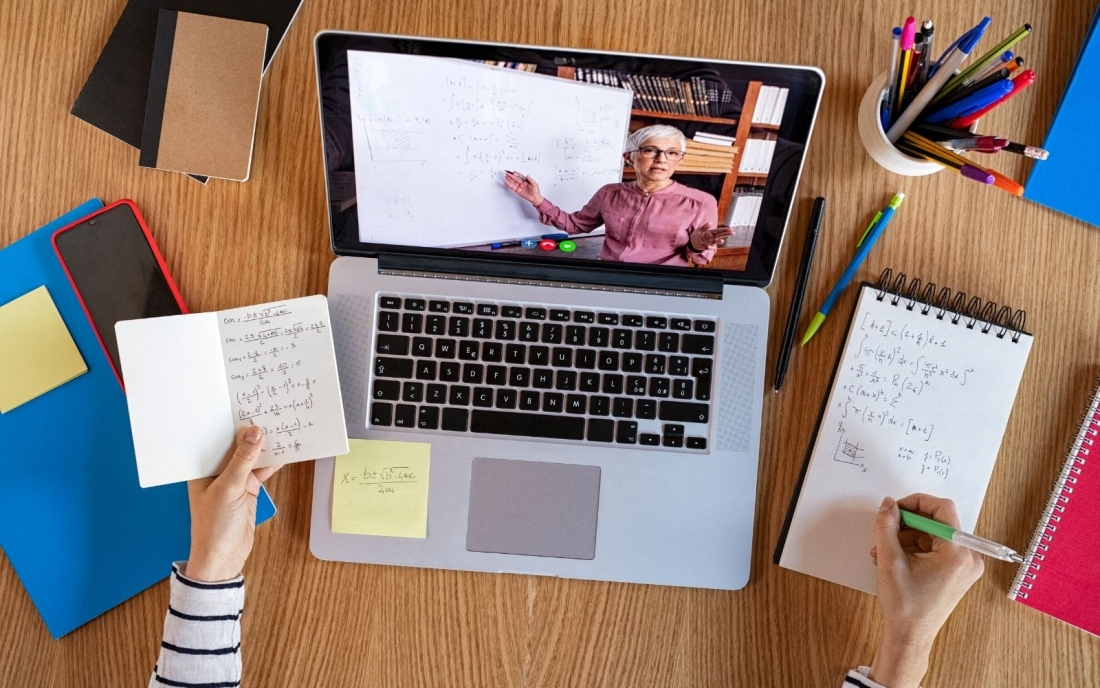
[899,509,1024,563]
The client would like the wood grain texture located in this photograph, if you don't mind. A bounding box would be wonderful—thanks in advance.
[2,0,1100,685]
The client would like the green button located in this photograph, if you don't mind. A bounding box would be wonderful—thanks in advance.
[559,240,576,252]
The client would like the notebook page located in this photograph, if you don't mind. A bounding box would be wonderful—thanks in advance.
[779,284,1033,593]
[217,295,349,469]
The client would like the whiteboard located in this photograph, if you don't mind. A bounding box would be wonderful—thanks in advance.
[346,52,633,247]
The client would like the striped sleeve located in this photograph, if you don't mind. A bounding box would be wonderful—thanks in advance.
[843,667,889,688]
[149,563,245,688]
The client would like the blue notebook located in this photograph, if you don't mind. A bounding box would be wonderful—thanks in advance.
[1024,6,1100,226]
[0,200,276,638]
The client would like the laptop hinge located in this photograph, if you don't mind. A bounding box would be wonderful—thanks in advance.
[376,253,724,299]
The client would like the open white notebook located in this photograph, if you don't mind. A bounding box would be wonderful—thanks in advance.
[775,274,1032,593]
[117,295,348,487]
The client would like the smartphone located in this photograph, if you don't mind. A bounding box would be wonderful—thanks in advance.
[53,200,186,386]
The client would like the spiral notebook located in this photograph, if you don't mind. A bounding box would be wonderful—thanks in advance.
[775,271,1033,593]
[1009,383,1100,637]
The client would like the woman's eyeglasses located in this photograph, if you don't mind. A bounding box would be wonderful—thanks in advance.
[634,147,684,161]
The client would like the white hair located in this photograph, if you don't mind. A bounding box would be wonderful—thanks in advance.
[626,124,687,153]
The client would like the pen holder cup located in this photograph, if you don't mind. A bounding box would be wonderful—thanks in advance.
[859,72,943,176]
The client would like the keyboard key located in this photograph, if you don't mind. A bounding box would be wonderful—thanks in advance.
[459,341,480,360]
[418,406,439,429]
[602,374,624,395]
[505,344,526,364]
[691,358,713,377]
[658,332,679,352]
[552,347,573,367]
[646,316,667,329]
[598,312,619,325]
[509,367,530,387]
[378,311,399,332]
[616,420,638,444]
[672,379,694,400]
[662,434,684,448]
[486,365,508,385]
[453,302,474,315]
[519,390,540,411]
[622,352,643,373]
[669,355,689,376]
[639,433,660,446]
[463,363,484,384]
[645,354,666,375]
[541,323,563,344]
[635,330,656,351]
[693,320,716,333]
[692,358,713,401]
[575,349,596,369]
[636,399,657,419]
[532,368,554,389]
[473,387,494,407]
[524,307,546,320]
[686,437,707,449]
[373,379,400,400]
[477,303,498,316]
[394,404,416,427]
[648,377,671,398]
[429,300,450,313]
[449,385,470,405]
[482,342,503,362]
[670,318,692,331]
[412,337,432,357]
[501,305,523,318]
[622,315,644,327]
[449,316,471,337]
[518,322,539,342]
[470,410,584,440]
[471,318,491,338]
[439,361,461,382]
[555,370,577,390]
[529,346,549,366]
[371,402,393,426]
[379,296,401,309]
[442,408,469,432]
[376,334,409,356]
[612,329,632,349]
[415,361,436,380]
[627,376,647,396]
[550,309,571,321]
[659,400,709,424]
[495,388,517,409]
[574,311,595,324]
[494,320,515,341]
[404,298,426,311]
[565,325,586,346]
[435,339,456,359]
[425,315,447,335]
[375,357,413,379]
[664,423,685,437]
[612,397,633,418]
[587,418,614,442]
[401,313,423,333]
[589,396,610,416]
[543,392,564,412]
[588,327,609,348]
[566,394,586,414]
[579,372,600,392]
[598,351,619,371]
[402,382,424,402]
[681,334,715,355]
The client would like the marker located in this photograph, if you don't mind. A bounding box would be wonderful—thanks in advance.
[505,170,526,181]
[899,509,1024,563]
[491,241,522,250]
[801,192,905,346]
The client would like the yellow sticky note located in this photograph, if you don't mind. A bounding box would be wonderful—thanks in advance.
[0,286,87,413]
[332,439,430,538]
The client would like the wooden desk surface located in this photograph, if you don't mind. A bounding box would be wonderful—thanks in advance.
[2,0,1099,685]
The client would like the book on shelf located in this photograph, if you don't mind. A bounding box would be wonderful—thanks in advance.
[572,69,736,117]
[723,186,764,246]
[692,133,735,147]
[751,85,789,126]
[739,133,778,175]
[475,60,538,72]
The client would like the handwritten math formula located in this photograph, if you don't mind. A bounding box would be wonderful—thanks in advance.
[339,465,421,495]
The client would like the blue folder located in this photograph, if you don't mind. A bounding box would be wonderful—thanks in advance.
[1024,6,1100,227]
[0,200,276,638]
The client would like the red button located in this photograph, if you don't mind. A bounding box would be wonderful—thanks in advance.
[538,240,558,251]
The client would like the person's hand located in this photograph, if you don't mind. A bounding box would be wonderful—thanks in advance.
[689,225,733,252]
[504,171,544,206]
[184,426,281,583]
[868,494,985,688]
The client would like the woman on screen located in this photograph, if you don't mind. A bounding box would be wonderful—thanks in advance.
[504,124,732,267]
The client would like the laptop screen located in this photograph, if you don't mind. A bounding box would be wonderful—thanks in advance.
[316,32,823,286]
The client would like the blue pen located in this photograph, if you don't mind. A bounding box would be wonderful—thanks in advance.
[923,78,1014,124]
[801,193,905,346]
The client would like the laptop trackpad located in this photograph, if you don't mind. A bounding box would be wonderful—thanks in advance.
[466,458,600,560]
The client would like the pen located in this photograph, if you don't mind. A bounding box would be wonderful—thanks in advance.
[923,78,1014,124]
[933,67,1010,109]
[801,192,904,346]
[895,18,917,114]
[885,27,903,127]
[899,509,1024,563]
[966,50,1013,84]
[942,136,1009,152]
[918,20,934,87]
[940,23,1032,97]
[895,141,996,184]
[949,69,1036,128]
[774,196,824,392]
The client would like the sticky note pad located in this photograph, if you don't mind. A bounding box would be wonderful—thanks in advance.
[332,439,430,538]
[0,286,87,413]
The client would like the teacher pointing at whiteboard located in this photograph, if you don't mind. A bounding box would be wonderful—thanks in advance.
[504,124,732,266]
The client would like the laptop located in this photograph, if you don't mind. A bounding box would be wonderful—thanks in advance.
[309,31,823,589]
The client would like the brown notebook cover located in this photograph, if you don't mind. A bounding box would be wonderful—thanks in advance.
[139,11,267,181]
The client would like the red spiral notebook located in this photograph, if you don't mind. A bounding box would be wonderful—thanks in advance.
[1009,381,1100,637]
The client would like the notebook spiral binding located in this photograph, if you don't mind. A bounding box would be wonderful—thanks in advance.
[873,269,1028,342]
[1008,380,1099,600]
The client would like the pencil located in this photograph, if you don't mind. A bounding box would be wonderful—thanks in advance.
[938,23,1032,98]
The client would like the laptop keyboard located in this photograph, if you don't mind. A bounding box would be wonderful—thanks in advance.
[369,295,716,451]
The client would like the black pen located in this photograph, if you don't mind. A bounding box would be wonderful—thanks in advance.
[773,196,824,392]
